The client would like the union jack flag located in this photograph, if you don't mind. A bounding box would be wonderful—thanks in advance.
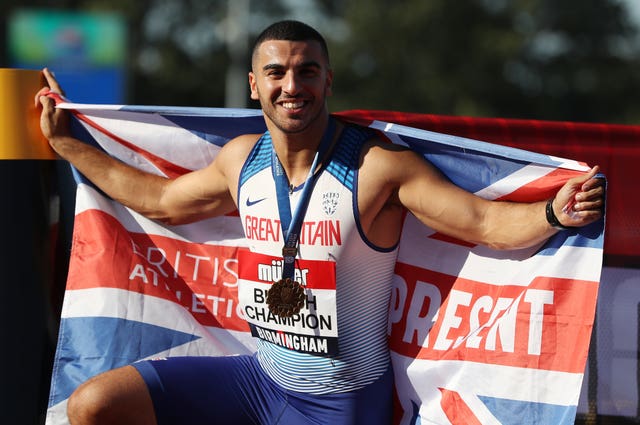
[45,103,604,425]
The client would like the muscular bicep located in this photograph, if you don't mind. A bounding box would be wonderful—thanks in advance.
[362,139,553,250]
[360,141,489,247]
[393,150,556,250]
[155,160,236,225]
[393,150,491,244]
[151,134,258,225]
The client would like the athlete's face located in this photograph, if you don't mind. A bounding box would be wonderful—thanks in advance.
[249,40,333,135]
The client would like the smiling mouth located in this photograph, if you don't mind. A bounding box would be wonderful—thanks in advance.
[280,100,306,110]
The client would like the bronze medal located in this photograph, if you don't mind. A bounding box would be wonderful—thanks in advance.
[267,278,305,317]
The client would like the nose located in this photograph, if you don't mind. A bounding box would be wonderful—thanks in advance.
[282,71,301,96]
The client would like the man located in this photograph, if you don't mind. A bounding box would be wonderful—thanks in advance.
[37,20,603,425]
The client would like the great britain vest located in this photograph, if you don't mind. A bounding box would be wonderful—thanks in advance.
[237,123,399,394]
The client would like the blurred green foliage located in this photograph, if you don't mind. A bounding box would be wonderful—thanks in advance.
[331,0,640,123]
[2,0,639,124]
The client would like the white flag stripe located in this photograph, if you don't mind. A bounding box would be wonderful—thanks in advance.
[61,287,255,353]
[65,288,255,359]
[392,353,585,406]
[80,109,220,170]
[44,401,67,425]
[74,185,247,246]
[398,217,602,284]
[549,155,590,171]
[81,123,166,177]
[369,120,588,172]
[473,163,556,199]
[58,103,126,110]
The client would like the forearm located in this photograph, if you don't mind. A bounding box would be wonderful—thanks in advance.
[50,135,169,216]
[479,168,604,249]
[401,173,558,251]
[36,69,216,222]
[401,161,602,251]
[479,200,557,250]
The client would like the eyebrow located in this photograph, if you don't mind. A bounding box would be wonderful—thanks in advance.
[262,60,322,72]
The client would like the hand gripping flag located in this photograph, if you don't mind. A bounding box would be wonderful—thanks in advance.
[45,103,604,425]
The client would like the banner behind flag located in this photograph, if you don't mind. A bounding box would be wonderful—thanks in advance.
[45,104,604,425]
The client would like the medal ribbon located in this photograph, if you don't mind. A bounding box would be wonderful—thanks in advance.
[272,118,336,280]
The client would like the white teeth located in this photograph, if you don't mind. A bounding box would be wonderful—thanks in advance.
[282,102,304,109]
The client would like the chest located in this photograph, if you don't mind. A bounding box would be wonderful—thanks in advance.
[239,167,356,258]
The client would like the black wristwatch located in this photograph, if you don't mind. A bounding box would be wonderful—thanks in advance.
[545,198,571,230]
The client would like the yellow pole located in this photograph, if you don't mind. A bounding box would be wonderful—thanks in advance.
[0,68,56,160]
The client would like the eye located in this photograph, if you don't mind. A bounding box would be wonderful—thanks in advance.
[300,68,319,78]
[263,66,285,78]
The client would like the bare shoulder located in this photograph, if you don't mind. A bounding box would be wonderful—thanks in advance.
[354,134,422,246]
[360,135,411,157]
[359,134,440,184]
[213,133,261,173]
[219,133,262,159]
[358,132,451,212]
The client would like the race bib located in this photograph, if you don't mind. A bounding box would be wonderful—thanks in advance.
[238,250,338,356]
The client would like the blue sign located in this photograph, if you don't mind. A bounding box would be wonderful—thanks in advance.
[8,9,127,103]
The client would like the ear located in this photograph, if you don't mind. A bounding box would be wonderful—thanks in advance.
[248,72,259,100]
[325,68,333,97]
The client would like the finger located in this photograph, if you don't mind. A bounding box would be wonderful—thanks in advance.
[567,195,604,228]
[42,67,65,95]
[39,94,56,114]
[575,166,599,186]
[576,193,602,207]
[574,197,604,211]
[582,175,605,193]
[578,184,605,200]
[34,87,51,107]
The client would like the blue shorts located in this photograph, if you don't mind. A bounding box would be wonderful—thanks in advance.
[133,355,393,425]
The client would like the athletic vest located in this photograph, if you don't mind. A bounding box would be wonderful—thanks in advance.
[237,123,399,394]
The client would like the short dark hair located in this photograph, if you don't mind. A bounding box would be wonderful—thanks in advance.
[252,20,330,65]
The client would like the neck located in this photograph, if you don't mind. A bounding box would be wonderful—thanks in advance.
[270,115,334,187]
